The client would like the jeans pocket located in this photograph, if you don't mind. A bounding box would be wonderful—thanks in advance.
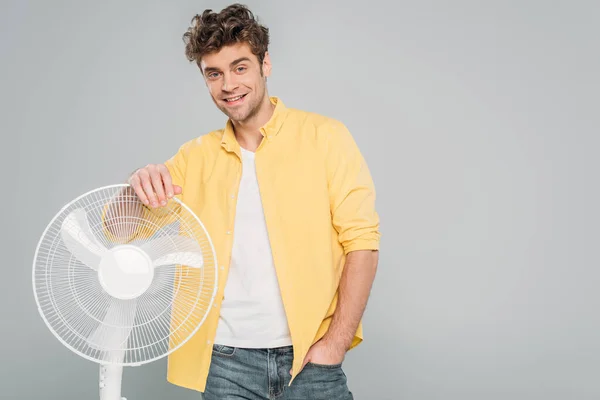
[212,344,236,356]
[306,361,343,369]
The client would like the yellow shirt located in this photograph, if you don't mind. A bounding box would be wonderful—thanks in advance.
[127,96,379,392]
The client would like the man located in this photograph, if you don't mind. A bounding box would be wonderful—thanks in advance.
[125,4,380,399]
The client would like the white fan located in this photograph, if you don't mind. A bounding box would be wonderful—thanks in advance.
[32,184,218,400]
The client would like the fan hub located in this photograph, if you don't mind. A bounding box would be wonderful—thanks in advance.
[98,245,154,300]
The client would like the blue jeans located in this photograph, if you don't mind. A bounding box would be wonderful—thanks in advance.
[202,344,354,399]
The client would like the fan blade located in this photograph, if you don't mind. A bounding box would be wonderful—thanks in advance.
[88,299,137,363]
[61,208,108,270]
[139,236,204,268]
[140,235,201,258]
[153,251,204,269]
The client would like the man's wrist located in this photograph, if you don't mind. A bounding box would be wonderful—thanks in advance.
[321,334,350,355]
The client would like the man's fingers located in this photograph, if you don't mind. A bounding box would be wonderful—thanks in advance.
[139,170,158,207]
[129,164,179,207]
[129,174,149,206]
[150,167,167,206]
[160,166,175,199]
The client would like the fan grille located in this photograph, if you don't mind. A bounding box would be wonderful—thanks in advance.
[32,184,218,366]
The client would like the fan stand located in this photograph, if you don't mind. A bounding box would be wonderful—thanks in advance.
[96,245,149,400]
[99,361,126,400]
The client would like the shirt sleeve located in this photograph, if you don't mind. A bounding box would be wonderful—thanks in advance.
[164,140,190,191]
[324,119,381,254]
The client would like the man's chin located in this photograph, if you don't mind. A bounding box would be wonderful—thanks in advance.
[223,107,253,123]
[226,112,247,123]
[218,106,242,120]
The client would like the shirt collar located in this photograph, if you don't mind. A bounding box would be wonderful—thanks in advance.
[221,96,287,152]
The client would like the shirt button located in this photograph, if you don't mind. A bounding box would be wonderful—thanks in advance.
[226,231,231,235]
[207,340,211,344]
[230,194,235,199]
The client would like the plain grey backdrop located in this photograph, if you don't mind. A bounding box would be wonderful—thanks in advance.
[1,0,598,399]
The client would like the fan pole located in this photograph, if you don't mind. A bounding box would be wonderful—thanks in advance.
[99,364,126,400]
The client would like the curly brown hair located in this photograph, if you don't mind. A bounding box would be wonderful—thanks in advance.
[182,4,270,71]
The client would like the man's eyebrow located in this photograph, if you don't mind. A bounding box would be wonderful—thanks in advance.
[229,57,251,67]
[203,57,252,74]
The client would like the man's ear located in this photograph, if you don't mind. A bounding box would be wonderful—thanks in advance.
[262,51,272,78]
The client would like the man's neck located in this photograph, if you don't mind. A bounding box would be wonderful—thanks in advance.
[232,95,275,151]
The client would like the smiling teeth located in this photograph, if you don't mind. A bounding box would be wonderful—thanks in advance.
[226,95,243,102]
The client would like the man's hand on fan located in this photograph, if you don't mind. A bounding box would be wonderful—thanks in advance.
[128,164,182,208]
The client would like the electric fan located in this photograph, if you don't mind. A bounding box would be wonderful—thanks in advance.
[32,184,218,400]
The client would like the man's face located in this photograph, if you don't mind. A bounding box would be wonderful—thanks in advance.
[200,42,271,123]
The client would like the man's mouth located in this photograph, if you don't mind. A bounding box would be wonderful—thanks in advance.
[223,94,247,105]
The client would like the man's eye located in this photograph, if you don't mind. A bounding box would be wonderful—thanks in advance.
[236,66,247,73]
[208,72,219,79]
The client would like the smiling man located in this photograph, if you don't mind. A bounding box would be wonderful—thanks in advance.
[125,3,380,399]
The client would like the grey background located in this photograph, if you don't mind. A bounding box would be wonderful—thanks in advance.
[1,0,598,399]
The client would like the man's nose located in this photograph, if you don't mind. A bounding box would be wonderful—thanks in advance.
[222,74,239,91]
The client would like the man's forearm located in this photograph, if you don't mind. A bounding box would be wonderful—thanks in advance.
[322,249,379,352]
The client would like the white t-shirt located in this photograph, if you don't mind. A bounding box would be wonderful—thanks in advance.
[214,146,292,348]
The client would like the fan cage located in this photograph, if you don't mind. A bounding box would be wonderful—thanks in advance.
[32,184,218,366]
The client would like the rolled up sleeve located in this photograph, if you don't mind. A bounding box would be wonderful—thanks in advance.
[324,120,380,254]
